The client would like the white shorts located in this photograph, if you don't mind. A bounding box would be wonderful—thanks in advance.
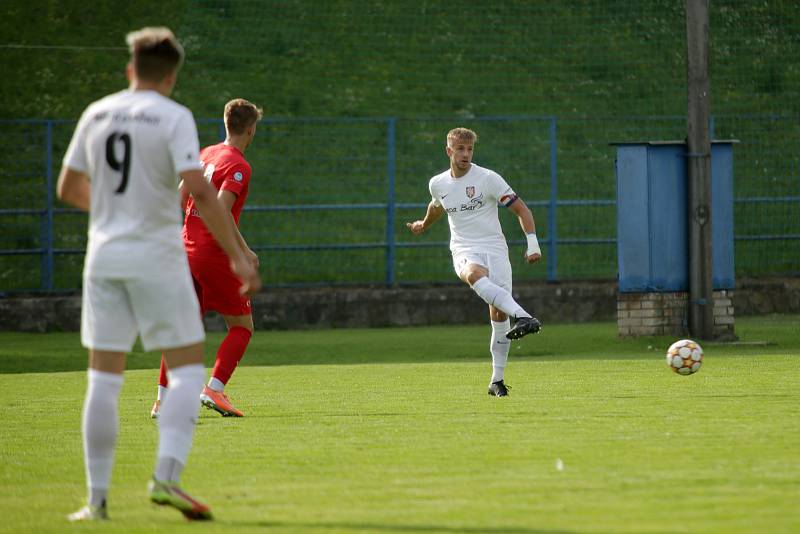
[81,269,205,353]
[451,250,513,292]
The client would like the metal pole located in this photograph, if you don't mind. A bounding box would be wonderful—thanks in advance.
[686,0,714,339]
[43,120,55,291]
[547,117,558,281]
[385,118,397,287]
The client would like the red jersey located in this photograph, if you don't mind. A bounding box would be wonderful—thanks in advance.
[183,143,251,258]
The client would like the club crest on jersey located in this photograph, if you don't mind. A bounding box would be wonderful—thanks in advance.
[466,186,476,198]
[234,171,243,182]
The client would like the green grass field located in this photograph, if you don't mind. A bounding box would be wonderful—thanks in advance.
[0,315,798,533]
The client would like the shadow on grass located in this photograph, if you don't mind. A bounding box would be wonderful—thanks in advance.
[226,519,586,534]
[0,316,795,375]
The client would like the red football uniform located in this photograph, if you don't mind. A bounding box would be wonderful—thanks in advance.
[184,143,251,258]
[183,143,252,315]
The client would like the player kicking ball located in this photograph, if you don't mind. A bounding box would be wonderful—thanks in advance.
[152,98,262,419]
[406,127,542,397]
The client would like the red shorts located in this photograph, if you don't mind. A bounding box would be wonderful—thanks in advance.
[188,254,252,316]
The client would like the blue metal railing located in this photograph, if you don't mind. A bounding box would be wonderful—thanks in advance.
[385,117,397,286]
[2,115,799,293]
[42,120,54,291]
[548,117,559,281]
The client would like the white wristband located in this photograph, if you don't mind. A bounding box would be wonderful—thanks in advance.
[526,233,541,256]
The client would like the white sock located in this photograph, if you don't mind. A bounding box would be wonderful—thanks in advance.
[490,319,511,383]
[157,385,167,402]
[83,369,124,507]
[471,277,531,319]
[207,377,225,392]
[155,364,204,483]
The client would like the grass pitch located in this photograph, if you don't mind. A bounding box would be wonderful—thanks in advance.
[0,315,798,533]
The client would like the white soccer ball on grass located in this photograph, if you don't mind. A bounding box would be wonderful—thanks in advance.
[666,339,703,375]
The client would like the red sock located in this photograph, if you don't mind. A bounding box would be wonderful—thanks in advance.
[158,354,169,387]
[211,326,252,385]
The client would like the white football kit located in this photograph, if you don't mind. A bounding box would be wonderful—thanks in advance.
[429,163,518,290]
[63,89,205,351]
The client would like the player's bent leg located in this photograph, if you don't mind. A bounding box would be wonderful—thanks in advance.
[200,314,253,417]
[200,386,244,417]
[148,477,212,521]
[151,355,170,419]
[153,343,210,520]
[222,313,254,332]
[465,268,531,320]
[458,262,490,287]
[162,342,205,369]
[505,316,542,340]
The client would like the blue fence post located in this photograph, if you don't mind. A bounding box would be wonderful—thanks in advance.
[547,117,558,281]
[385,118,397,287]
[43,120,55,291]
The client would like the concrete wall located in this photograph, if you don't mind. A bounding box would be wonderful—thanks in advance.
[1,277,798,333]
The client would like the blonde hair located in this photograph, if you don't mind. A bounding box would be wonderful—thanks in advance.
[446,127,478,146]
[125,27,184,82]
[224,99,263,135]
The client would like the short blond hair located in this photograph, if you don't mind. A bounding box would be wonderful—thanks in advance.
[224,99,263,135]
[125,27,184,82]
[446,127,478,146]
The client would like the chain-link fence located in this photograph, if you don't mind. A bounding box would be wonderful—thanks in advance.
[1,112,797,293]
[1,1,798,293]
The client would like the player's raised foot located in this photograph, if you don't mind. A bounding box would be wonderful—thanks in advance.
[505,316,542,340]
[67,502,108,521]
[200,385,243,417]
[148,478,212,521]
[150,399,160,419]
[488,380,510,397]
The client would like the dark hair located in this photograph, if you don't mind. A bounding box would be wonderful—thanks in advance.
[126,27,184,82]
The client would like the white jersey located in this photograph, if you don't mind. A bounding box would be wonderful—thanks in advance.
[63,89,202,277]
[429,163,518,254]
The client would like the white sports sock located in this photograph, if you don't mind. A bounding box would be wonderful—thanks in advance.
[155,364,204,483]
[207,377,225,392]
[155,457,184,484]
[157,385,167,402]
[83,369,124,507]
[471,277,531,319]
[490,319,511,383]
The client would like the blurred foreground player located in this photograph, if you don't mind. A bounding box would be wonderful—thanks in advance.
[58,27,260,521]
[152,98,262,419]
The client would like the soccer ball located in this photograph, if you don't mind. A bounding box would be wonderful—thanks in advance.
[666,339,703,375]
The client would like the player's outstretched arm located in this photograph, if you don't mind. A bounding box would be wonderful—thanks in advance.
[181,169,262,295]
[406,200,445,235]
[56,168,91,211]
[508,196,542,264]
